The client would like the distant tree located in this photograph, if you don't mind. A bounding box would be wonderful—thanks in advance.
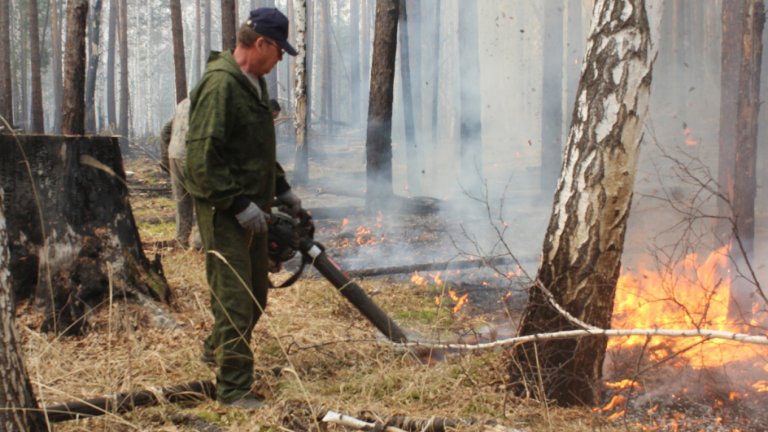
[429,1,440,142]
[61,0,88,135]
[0,190,46,431]
[319,0,331,129]
[350,0,360,125]
[51,0,64,133]
[85,0,104,133]
[170,0,188,103]
[541,0,564,194]
[509,0,662,406]
[457,0,482,198]
[221,0,236,51]
[118,0,129,147]
[1,0,15,128]
[192,0,201,84]
[107,0,117,130]
[27,0,44,132]
[365,0,399,212]
[399,0,419,195]
[204,0,211,56]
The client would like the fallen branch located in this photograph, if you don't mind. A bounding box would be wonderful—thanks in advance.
[398,327,768,351]
[43,380,215,422]
[346,256,522,278]
[322,410,407,431]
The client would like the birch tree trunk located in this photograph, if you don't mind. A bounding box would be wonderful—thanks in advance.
[171,0,188,103]
[0,189,46,431]
[365,0,399,212]
[61,0,89,135]
[85,0,104,133]
[28,0,44,132]
[293,0,309,185]
[193,0,201,84]
[0,0,10,128]
[509,0,662,407]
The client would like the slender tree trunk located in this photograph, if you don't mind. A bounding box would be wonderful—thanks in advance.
[360,0,371,125]
[306,0,314,129]
[85,0,104,133]
[118,0,129,148]
[204,0,211,57]
[262,0,277,99]
[430,0,440,142]
[62,0,89,135]
[28,0,44,132]
[350,0,360,127]
[221,0,236,51]
[293,0,309,185]
[509,0,662,407]
[320,0,331,130]
[193,0,201,84]
[0,190,46,432]
[541,0,564,194]
[0,0,11,129]
[730,0,764,320]
[457,0,482,197]
[51,0,63,132]
[398,0,418,195]
[365,0,399,212]
[107,0,117,130]
[170,0,188,103]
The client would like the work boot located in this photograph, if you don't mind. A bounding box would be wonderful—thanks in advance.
[220,394,265,410]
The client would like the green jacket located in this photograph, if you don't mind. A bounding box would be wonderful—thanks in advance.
[185,50,287,213]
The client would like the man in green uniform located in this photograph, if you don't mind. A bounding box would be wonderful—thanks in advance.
[185,7,300,409]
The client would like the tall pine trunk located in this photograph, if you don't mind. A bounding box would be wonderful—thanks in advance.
[509,0,662,407]
[221,0,236,51]
[28,0,44,132]
[398,0,419,195]
[0,0,11,129]
[729,0,764,320]
[365,0,399,212]
[62,0,89,135]
[50,0,63,132]
[171,0,188,103]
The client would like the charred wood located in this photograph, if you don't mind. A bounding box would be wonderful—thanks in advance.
[43,380,215,422]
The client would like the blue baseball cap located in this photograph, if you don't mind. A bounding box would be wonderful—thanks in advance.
[246,8,297,56]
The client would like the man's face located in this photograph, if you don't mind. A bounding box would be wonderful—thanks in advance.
[246,36,283,76]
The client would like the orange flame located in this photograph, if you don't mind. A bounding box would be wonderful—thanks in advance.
[610,244,768,372]
[448,289,469,313]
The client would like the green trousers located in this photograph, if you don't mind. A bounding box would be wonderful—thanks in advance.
[195,201,269,403]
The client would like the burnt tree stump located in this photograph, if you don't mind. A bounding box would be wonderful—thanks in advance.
[0,133,170,334]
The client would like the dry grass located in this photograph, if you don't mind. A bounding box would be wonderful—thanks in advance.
[16,160,631,432]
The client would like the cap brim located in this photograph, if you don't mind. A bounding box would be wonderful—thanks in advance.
[278,40,298,56]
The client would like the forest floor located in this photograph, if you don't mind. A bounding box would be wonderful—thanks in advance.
[16,137,767,431]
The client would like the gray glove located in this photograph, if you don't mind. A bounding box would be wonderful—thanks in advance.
[276,190,302,217]
[235,202,269,234]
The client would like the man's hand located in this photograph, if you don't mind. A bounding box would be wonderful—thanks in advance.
[276,190,302,217]
[235,202,269,234]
